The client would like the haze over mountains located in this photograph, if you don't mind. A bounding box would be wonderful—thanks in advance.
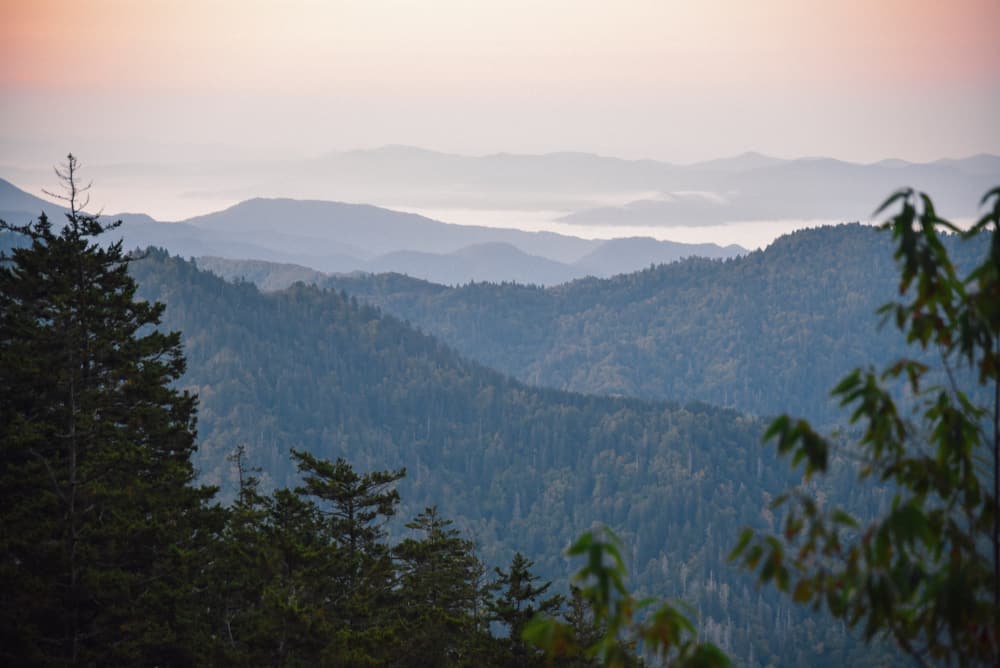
[5,147,998,243]
[7,0,999,662]
[4,147,998,284]
[0,177,743,285]
[3,155,994,667]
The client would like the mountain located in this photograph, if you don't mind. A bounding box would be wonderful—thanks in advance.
[198,235,750,288]
[559,194,735,227]
[10,148,998,229]
[561,158,1000,226]
[365,242,581,286]
[0,178,63,222]
[870,158,913,169]
[316,224,989,426]
[194,256,329,291]
[309,146,690,202]
[128,249,901,667]
[574,237,746,276]
[685,151,786,172]
[933,153,1000,176]
[182,197,601,263]
[0,178,307,263]
[0,179,745,284]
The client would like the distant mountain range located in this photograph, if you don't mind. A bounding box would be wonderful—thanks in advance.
[557,155,1000,226]
[0,178,744,285]
[5,147,997,282]
[7,147,997,227]
[298,146,1000,219]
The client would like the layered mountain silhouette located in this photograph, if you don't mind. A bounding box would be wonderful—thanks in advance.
[125,248,895,666]
[0,178,743,285]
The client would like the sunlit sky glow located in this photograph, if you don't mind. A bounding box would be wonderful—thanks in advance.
[3,0,998,167]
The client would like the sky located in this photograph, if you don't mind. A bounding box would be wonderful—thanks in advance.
[3,0,999,168]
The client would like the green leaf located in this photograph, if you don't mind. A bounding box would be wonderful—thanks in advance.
[728,528,753,561]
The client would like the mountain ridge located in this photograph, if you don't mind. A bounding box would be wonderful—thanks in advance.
[127,247,895,666]
[0,178,746,285]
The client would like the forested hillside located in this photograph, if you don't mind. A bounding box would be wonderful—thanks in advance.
[130,250,902,666]
[311,224,988,425]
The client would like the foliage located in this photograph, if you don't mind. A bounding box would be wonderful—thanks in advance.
[394,506,495,665]
[524,528,729,668]
[731,186,1000,666]
[0,159,550,666]
[5,156,962,665]
[132,243,903,666]
[489,551,564,665]
[0,155,220,665]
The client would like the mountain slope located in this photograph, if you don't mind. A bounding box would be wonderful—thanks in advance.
[1,178,746,283]
[320,224,989,425]
[0,178,63,222]
[183,197,601,263]
[575,236,745,275]
[129,249,898,666]
[366,242,581,286]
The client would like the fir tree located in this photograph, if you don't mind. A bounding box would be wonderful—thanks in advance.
[490,552,563,666]
[393,506,493,665]
[291,449,406,663]
[0,156,218,665]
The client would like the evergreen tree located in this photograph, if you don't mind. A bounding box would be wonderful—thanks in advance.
[393,506,493,665]
[291,448,404,559]
[490,552,563,666]
[561,586,604,666]
[291,449,405,663]
[205,445,273,665]
[0,156,219,665]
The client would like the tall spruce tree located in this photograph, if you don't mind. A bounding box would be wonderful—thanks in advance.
[290,449,406,663]
[490,552,563,666]
[0,156,218,666]
[393,506,494,665]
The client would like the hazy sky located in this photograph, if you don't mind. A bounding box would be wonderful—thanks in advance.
[3,0,999,167]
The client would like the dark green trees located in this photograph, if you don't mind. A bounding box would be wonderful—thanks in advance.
[394,506,493,664]
[0,155,218,665]
[490,552,563,665]
[292,448,404,561]
[290,449,405,664]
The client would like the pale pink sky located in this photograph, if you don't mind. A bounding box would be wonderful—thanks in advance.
[2,0,999,164]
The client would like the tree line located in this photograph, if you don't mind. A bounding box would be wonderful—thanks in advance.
[5,157,997,665]
[0,157,594,666]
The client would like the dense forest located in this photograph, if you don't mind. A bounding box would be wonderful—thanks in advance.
[200,224,987,426]
[126,248,907,665]
[14,197,986,664]
[0,200,612,666]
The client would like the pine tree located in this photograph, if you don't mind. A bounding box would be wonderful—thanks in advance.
[205,445,272,665]
[0,156,219,665]
[291,448,404,559]
[490,552,564,666]
[393,506,493,665]
[291,449,405,663]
